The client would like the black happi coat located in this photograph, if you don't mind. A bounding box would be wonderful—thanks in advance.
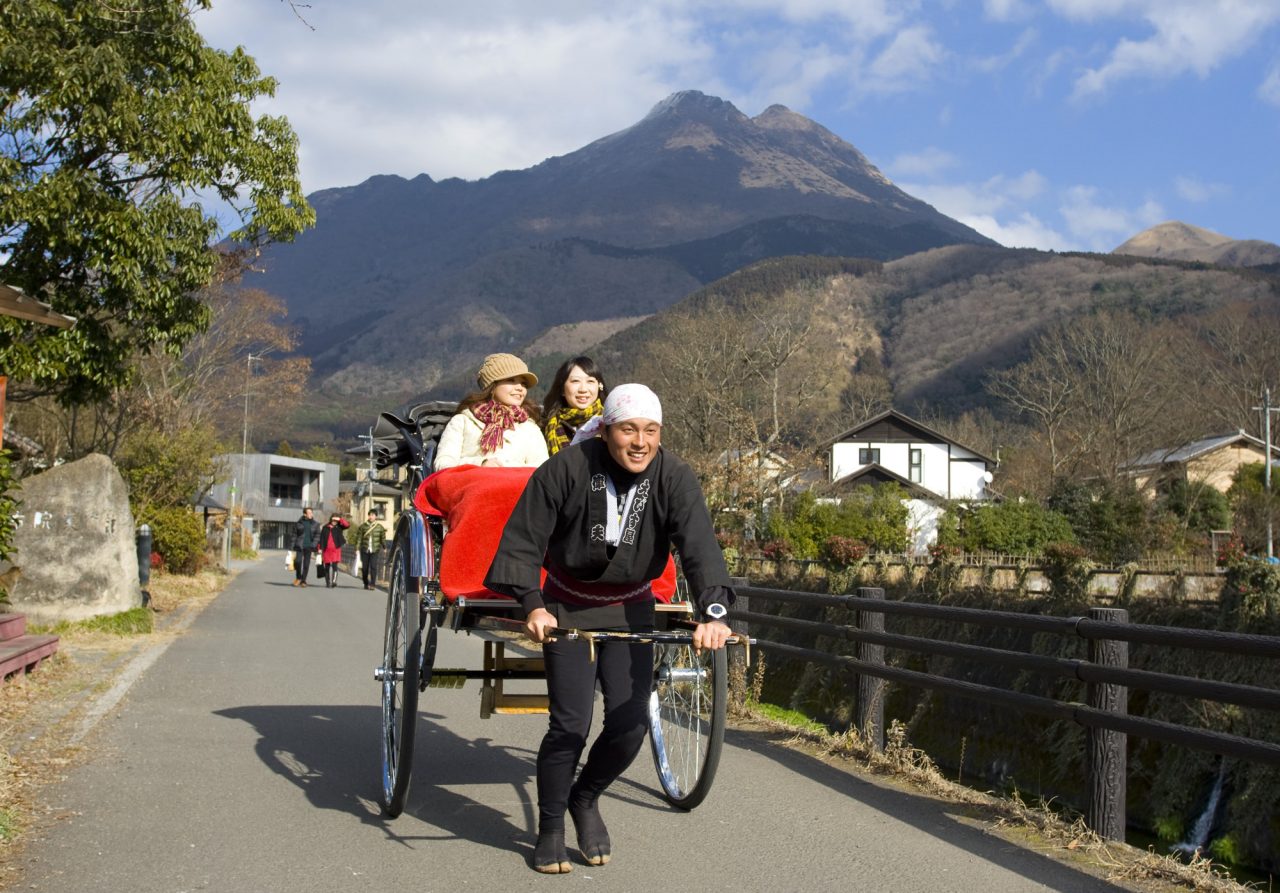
[485,439,732,623]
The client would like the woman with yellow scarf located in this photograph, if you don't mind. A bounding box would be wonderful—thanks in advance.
[542,356,607,455]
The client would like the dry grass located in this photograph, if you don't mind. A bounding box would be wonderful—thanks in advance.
[0,567,232,878]
[734,712,1253,893]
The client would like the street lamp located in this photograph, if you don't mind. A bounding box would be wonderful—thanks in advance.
[226,351,267,567]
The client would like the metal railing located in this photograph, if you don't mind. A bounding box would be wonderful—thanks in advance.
[733,585,1280,841]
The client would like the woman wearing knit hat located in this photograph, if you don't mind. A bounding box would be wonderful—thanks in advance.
[485,383,734,874]
[434,353,550,471]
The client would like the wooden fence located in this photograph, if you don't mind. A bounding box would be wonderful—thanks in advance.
[732,585,1280,842]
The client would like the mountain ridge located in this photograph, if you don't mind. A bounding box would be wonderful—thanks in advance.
[244,90,995,426]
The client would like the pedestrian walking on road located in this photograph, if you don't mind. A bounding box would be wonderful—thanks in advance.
[354,509,387,590]
[318,514,350,588]
[291,507,320,587]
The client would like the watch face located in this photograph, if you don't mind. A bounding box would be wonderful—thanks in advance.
[706,603,727,619]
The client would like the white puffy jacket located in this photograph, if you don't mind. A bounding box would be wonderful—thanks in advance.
[433,409,549,471]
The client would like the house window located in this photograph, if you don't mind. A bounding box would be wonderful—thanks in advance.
[858,448,880,465]
[909,448,922,482]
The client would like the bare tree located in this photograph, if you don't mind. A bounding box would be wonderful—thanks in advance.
[10,276,309,461]
[986,326,1080,476]
[988,311,1195,485]
[630,283,831,515]
[1187,301,1280,437]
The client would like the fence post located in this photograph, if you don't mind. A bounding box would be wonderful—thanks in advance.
[1086,606,1128,841]
[856,586,886,751]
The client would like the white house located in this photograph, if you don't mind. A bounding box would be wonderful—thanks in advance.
[825,409,996,554]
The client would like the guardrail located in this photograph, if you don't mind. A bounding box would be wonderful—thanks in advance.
[733,585,1280,841]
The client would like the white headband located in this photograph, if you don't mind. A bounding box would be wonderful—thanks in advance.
[603,383,662,425]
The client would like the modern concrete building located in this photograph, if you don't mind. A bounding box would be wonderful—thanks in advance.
[208,453,339,550]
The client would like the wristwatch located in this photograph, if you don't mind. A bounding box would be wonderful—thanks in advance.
[704,602,728,622]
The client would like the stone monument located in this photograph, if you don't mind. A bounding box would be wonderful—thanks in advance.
[5,453,143,624]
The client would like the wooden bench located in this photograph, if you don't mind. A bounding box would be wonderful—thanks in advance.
[0,612,59,681]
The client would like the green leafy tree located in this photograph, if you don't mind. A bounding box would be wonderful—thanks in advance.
[0,0,314,406]
[941,499,1076,554]
[1227,462,1280,554]
[1158,478,1231,536]
[1047,479,1151,564]
[763,485,908,559]
[115,422,221,515]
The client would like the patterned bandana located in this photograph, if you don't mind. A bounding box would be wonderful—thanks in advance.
[544,398,604,455]
[603,383,662,425]
[471,400,529,454]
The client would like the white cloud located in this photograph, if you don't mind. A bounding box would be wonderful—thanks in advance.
[975,27,1038,73]
[196,0,945,191]
[733,36,851,111]
[888,147,959,178]
[197,2,723,188]
[863,25,946,93]
[961,212,1067,250]
[983,0,1032,22]
[1058,1,1280,100]
[901,171,1057,247]
[1174,175,1229,203]
[1060,186,1164,250]
[1260,62,1280,105]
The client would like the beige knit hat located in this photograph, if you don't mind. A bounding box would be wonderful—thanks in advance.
[476,353,538,390]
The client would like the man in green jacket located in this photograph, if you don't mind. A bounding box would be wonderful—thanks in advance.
[354,510,387,590]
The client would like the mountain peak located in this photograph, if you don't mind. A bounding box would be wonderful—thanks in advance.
[642,90,747,124]
[1116,221,1232,255]
[1115,220,1280,268]
[753,104,817,132]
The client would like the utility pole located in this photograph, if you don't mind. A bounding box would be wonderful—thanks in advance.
[1253,387,1280,559]
[356,427,375,511]
[228,352,266,565]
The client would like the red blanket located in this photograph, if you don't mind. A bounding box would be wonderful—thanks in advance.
[416,465,676,603]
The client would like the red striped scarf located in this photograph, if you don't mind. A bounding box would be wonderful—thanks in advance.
[472,400,529,454]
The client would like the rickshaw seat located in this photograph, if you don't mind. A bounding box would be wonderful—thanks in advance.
[416,465,677,603]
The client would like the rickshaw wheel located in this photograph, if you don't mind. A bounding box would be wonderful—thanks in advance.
[647,642,726,809]
[380,539,421,817]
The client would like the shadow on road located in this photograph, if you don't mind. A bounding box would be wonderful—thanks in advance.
[214,704,537,857]
[722,725,1134,893]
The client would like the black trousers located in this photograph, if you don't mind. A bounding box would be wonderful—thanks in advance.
[360,549,379,587]
[537,636,653,832]
[294,548,313,581]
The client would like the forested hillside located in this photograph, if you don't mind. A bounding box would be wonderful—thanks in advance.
[578,245,1280,490]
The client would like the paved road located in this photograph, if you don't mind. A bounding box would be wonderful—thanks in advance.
[13,556,1136,892]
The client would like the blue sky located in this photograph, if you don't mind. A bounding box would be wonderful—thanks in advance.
[196,0,1280,252]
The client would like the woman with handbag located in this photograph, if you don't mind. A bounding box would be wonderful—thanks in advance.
[317,514,350,588]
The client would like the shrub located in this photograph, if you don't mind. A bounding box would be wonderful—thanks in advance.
[0,450,19,606]
[760,539,791,562]
[137,506,205,575]
[1041,541,1093,606]
[1047,480,1149,564]
[1219,553,1280,629]
[821,535,866,566]
[763,486,909,559]
[945,499,1075,554]
[116,423,220,516]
